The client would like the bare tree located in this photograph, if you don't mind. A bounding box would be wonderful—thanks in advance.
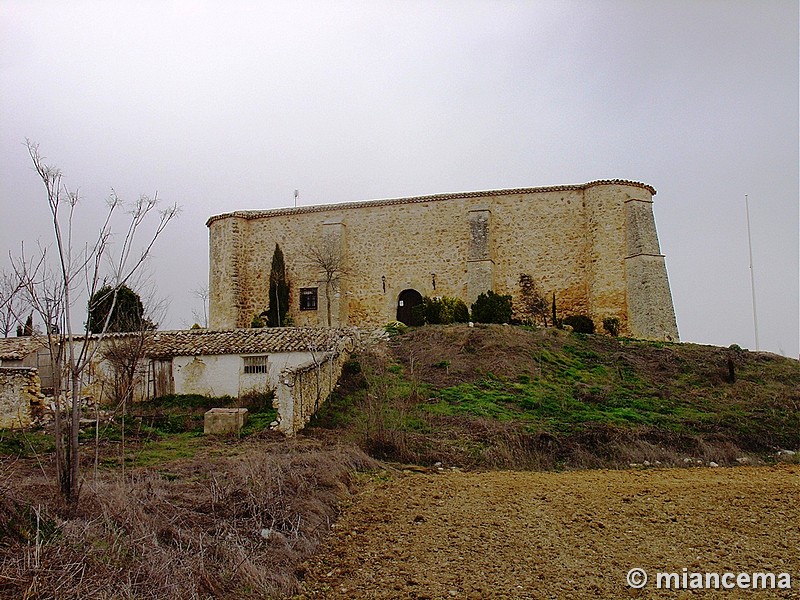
[0,269,26,337]
[518,273,550,327]
[10,141,178,507]
[97,327,150,480]
[98,281,166,411]
[306,237,348,327]
[191,284,209,328]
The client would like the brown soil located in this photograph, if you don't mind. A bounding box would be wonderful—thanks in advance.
[298,464,800,599]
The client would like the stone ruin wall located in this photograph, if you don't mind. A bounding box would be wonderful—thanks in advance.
[208,181,679,341]
[0,367,44,429]
[273,346,351,436]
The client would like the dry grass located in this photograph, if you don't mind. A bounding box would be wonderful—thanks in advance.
[0,439,377,599]
[387,323,553,388]
[317,324,799,471]
[353,414,751,472]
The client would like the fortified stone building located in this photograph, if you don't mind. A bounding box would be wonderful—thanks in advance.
[207,180,679,341]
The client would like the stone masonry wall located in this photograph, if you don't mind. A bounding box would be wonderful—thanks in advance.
[623,196,680,340]
[208,181,679,341]
[0,367,43,429]
[273,347,350,436]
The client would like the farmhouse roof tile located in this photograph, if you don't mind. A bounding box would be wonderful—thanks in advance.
[144,327,349,358]
[2,328,350,362]
[0,335,48,361]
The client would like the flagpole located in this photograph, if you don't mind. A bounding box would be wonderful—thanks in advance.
[745,194,759,350]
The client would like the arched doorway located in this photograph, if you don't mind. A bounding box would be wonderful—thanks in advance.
[396,289,423,326]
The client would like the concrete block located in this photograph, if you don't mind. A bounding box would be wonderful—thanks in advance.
[204,407,248,435]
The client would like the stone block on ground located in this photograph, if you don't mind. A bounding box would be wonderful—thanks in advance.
[204,407,248,435]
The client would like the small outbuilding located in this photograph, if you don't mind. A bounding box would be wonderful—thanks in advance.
[0,327,357,434]
[144,327,351,399]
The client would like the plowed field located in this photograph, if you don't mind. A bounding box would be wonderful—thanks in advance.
[299,465,800,599]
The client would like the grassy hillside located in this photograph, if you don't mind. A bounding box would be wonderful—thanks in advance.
[311,324,800,469]
[1,325,797,598]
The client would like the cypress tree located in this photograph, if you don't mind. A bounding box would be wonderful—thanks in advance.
[266,243,290,327]
[23,313,34,336]
[87,284,153,333]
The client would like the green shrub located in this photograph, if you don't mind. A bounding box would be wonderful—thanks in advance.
[411,301,431,325]
[384,321,408,336]
[602,317,620,337]
[344,358,362,374]
[413,296,470,325]
[155,414,189,434]
[471,290,513,324]
[562,315,595,334]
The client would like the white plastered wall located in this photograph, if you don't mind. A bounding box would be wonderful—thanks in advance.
[172,351,317,398]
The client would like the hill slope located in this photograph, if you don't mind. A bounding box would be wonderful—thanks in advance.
[312,324,800,469]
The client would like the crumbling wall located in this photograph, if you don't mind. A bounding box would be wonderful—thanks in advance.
[0,367,44,429]
[274,347,350,436]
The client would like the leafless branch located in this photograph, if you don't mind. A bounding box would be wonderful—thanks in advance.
[305,237,348,327]
[12,140,179,507]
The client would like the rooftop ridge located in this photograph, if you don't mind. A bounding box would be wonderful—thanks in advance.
[206,179,656,226]
[0,328,354,359]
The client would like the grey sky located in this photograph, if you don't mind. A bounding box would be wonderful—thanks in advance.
[1,1,797,357]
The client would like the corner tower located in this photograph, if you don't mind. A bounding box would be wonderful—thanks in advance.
[584,181,678,341]
[623,191,680,340]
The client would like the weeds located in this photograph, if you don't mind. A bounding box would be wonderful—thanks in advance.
[0,428,55,458]
[133,392,277,436]
[0,440,378,599]
[313,324,800,468]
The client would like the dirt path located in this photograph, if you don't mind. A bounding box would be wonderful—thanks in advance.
[298,464,800,599]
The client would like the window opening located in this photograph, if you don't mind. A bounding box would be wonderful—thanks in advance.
[300,287,318,311]
[243,355,269,374]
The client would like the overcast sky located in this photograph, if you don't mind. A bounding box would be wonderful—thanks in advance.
[1,1,797,357]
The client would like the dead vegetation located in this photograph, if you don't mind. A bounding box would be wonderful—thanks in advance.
[0,437,377,599]
[312,324,800,470]
[2,324,797,598]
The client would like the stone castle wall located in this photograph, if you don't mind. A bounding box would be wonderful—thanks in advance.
[207,180,679,340]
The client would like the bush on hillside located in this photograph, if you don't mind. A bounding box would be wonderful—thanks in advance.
[471,290,513,324]
[517,274,550,327]
[384,321,408,336]
[562,314,595,334]
[603,317,620,337]
[412,296,470,325]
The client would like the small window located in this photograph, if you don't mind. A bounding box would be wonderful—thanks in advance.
[243,355,269,374]
[300,287,318,311]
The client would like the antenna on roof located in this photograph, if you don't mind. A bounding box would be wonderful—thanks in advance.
[294,189,299,208]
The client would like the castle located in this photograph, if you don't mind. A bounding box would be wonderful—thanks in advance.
[207,180,679,340]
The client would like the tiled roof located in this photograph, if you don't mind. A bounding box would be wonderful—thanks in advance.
[3,329,351,361]
[0,336,47,360]
[144,328,350,359]
[206,180,657,226]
